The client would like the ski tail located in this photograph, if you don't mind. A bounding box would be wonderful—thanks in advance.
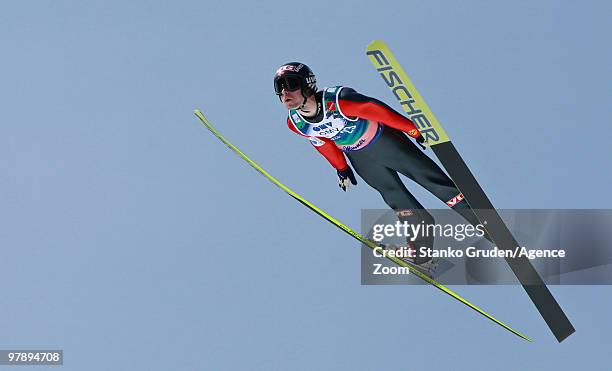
[194,109,531,342]
[365,39,574,342]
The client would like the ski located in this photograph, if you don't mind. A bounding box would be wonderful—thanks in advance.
[365,40,574,342]
[194,109,531,341]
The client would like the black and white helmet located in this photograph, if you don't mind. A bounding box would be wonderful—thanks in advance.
[274,62,317,99]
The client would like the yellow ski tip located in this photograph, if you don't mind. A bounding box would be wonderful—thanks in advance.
[367,39,386,48]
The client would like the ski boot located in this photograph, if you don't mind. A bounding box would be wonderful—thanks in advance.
[379,242,439,279]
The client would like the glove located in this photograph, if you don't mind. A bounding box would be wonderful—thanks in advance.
[337,166,358,191]
[415,135,427,150]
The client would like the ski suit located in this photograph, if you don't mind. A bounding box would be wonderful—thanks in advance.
[288,86,479,216]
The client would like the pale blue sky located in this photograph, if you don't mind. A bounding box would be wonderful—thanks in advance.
[1,1,610,370]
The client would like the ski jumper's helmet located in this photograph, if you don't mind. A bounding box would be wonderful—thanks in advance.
[274,62,317,105]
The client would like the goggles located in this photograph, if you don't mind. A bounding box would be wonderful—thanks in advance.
[274,74,302,95]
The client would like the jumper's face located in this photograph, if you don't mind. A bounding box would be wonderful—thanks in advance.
[279,88,303,110]
[275,72,304,110]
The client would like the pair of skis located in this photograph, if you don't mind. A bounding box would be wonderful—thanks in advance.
[194,40,574,342]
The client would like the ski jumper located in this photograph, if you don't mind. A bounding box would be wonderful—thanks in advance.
[286,87,477,217]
